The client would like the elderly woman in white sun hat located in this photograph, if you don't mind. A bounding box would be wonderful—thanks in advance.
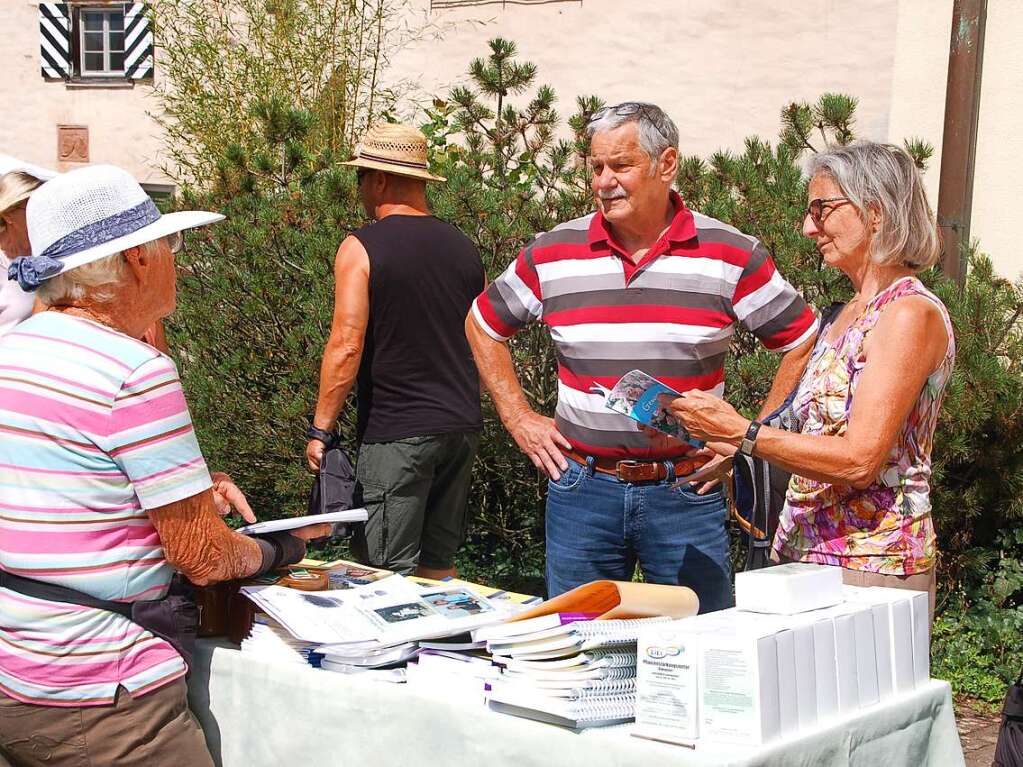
[0,165,329,767]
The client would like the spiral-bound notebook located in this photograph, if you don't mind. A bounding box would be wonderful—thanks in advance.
[503,664,637,685]
[502,649,637,673]
[488,689,637,730]
[488,617,670,659]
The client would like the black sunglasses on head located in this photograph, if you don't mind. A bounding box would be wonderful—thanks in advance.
[587,102,671,144]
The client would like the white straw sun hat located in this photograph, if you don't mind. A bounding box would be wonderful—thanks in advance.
[7,164,223,291]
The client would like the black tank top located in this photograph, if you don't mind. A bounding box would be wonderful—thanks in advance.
[352,215,485,443]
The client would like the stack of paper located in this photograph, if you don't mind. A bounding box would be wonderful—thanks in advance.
[485,617,670,729]
[240,613,322,667]
[406,649,501,704]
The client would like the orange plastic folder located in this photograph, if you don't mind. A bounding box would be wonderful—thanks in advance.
[508,581,699,623]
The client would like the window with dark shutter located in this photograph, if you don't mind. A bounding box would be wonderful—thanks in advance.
[39,3,73,80]
[39,3,154,83]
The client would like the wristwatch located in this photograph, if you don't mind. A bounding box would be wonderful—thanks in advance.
[306,425,338,448]
[738,420,762,457]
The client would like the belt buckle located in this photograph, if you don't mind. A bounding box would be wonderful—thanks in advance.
[615,460,639,482]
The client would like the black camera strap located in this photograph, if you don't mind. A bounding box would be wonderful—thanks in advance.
[0,569,133,618]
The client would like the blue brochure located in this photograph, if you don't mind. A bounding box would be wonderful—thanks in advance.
[592,369,704,448]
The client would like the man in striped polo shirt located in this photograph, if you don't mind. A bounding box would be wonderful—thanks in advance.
[466,102,819,609]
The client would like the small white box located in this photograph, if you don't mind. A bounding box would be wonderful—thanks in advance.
[697,621,781,745]
[811,618,839,720]
[830,602,879,709]
[774,628,798,736]
[735,562,844,615]
[635,622,701,744]
[790,622,818,729]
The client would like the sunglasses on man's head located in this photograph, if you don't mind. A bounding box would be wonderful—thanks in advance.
[805,196,851,227]
[587,102,671,144]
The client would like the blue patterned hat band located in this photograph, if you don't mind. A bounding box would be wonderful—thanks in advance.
[7,198,161,292]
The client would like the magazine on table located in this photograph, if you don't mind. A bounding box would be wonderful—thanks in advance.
[242,575,507,647]
[591,369,704,447]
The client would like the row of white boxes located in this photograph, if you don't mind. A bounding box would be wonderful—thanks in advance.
[634,574,930,747]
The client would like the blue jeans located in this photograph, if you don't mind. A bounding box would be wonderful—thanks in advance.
[545,457,733,613]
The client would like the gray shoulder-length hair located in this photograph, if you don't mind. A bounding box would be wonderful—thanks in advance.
[807,141,941,270]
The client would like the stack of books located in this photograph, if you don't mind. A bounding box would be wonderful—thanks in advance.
[481,614,671,729]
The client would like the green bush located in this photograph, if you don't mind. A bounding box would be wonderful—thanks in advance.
[158,25,1023,652]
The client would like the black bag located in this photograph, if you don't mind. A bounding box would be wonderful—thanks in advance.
[0,569,198,671]
[994,667,1023,767]
[308,437,359,537]
[732,302,846,571]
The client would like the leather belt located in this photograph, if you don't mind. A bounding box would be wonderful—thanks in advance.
[565,450,709,483]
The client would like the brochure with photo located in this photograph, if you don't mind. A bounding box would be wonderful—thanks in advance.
[592,370,703,447]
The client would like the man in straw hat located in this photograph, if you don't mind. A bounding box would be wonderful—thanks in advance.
[466,102,818,606]
[0,164,329,766]
[306,123,485,578]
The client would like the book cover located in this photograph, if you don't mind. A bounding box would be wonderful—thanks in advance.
[592,369,703,447]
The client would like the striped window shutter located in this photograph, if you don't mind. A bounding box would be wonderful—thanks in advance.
[124,3,154,80]
[39,3,72,80]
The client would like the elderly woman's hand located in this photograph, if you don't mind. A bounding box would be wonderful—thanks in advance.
[211,472,256,524]
[659,391,750,444]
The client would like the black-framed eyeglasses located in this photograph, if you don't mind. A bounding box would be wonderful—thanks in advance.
[806,197,851,227]
[356,167,370,185]
[164,230,184,255]
[587,102,670,144]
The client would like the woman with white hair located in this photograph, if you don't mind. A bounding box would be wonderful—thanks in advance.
[0,165,329,766]
[665,142,953,618]
[0,169,49,335]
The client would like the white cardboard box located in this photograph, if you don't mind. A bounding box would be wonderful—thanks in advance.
[696,621,781,745]
[843,585,929,686]
[635,622,701,744]
[774,628,799,736]
[842,585,916,695]
[735,562,844,615]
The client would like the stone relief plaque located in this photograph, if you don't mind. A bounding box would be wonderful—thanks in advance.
[57,125,89,164]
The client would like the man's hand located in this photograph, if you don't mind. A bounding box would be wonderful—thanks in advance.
[306,438,329,474]
[509,409,572,480]
[677,446,733,495]
[210,472,256,524]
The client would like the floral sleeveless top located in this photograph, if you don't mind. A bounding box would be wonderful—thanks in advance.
[772,276,955,575]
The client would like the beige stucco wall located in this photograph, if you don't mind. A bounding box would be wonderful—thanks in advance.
[0,1,172,186]
[387,0,900,160]
[1,0,1018,277]
[888,0,1022,279]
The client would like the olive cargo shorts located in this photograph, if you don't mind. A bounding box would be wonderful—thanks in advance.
[352,431,479,573]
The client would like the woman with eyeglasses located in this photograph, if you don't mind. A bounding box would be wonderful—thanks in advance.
[664,141,953,620]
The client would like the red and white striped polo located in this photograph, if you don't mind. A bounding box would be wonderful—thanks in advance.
[471,192,819,459]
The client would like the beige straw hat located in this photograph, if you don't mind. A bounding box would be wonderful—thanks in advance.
[341,123,445,183]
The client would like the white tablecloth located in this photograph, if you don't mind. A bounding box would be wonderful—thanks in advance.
[187,639,965,767]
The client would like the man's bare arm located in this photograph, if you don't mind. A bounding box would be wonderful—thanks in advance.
[465,312,570,479]
[306,236,370,471]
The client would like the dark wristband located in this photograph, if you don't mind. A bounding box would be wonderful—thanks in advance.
[252,532,306,575]
[306,425,338,448]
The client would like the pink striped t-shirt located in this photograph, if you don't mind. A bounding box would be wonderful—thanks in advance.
[0,312,212,706]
